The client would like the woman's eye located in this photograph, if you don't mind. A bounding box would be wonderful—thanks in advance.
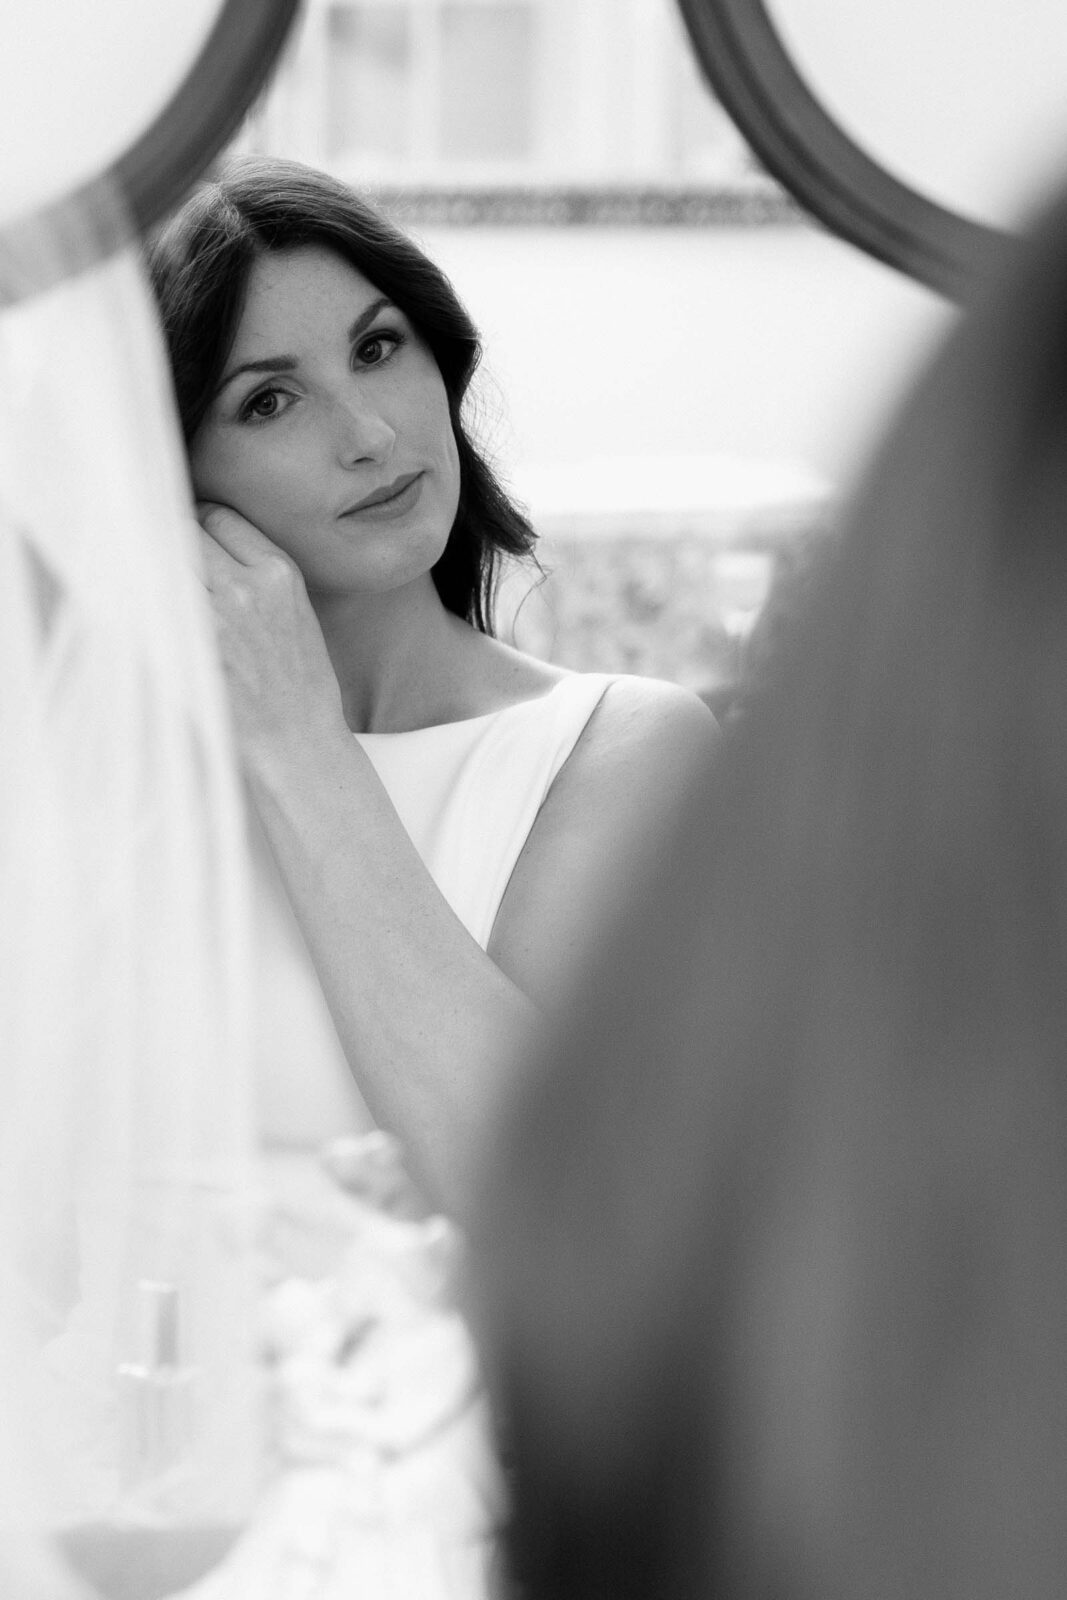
[240,388,289,423]
[355,331,402,367]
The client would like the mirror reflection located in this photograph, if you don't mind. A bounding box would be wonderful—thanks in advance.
[6,1,1067,1596]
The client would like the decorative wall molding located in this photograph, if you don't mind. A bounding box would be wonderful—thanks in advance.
[367,180,802,228]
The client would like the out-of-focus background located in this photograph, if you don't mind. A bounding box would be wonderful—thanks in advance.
[224,0,1061,710]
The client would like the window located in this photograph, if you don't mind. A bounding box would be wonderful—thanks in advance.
[319,2,538,179]
[243,0,766,196]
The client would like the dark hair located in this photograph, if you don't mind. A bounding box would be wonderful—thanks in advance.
[479,179,1067,1600]
[146,155,536,632]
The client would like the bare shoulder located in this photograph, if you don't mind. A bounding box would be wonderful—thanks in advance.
[488,674,719,1006]
[586,672,719,740]
[531,671,721,846]
[556,672,721,791]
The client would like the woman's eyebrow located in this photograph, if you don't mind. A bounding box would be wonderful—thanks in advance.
[348,295,393,341]
[214,296,397,398]
[216,354,297,394]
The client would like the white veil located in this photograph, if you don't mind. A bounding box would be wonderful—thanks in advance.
[0,190,259,1593]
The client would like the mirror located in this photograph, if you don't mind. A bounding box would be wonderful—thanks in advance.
[0,0,298,296]
[767,0,1067,231]
[678,0,1067,299]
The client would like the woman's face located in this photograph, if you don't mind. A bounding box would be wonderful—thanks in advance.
[189,245,461,596]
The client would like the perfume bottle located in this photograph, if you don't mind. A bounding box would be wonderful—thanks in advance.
[117,1279,197,1503]
[58,1281,239,1595]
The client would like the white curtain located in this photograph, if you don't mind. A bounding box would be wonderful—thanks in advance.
[0,193,258,1593]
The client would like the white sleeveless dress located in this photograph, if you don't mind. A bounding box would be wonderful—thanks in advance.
[181,672,619,1600]
[354,671,617,949]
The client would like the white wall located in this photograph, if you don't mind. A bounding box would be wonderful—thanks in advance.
[420,216,953,502]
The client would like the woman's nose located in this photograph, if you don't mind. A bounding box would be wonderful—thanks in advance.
[332,393,395,465]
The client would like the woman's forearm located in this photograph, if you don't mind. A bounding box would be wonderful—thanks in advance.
[247,727,542,1222]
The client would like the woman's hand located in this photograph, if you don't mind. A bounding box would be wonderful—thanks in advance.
[196,502,347,768]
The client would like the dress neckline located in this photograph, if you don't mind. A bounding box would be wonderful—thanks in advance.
[353,674,574,740]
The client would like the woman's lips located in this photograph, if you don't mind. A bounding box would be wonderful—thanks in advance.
[341,471,424,519]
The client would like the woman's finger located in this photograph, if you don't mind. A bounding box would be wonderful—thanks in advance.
[197,524,241,589]
[197,501,291,570]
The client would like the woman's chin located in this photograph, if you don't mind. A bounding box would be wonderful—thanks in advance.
[309,537,452,601]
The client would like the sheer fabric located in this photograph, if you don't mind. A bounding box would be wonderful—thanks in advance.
[0,194,257,1593]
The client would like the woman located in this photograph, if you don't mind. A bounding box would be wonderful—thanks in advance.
[478,178,1067,1598]
[148,155,718,1225]
[145,156,717,1597]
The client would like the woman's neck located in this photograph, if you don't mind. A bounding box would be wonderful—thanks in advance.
[310,574,476,734]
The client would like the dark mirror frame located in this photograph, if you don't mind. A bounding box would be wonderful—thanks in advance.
[0,0,299,303]
[676,0,1014,301]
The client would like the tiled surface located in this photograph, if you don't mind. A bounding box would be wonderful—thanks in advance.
[497,495,833,701]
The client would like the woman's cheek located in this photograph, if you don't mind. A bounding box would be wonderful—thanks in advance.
[225,455,304,543]
[190,439,247,512]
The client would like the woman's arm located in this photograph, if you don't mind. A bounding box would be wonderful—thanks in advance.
[199,506,543,1219]
[250,720,544,1223]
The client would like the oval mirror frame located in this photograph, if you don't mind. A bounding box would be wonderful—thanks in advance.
[0,0,299,304]
[676,0,1015,302]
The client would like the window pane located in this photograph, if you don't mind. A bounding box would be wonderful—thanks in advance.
[326,4,412,170]
[673,27,756,181]
[439,4,536,164]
